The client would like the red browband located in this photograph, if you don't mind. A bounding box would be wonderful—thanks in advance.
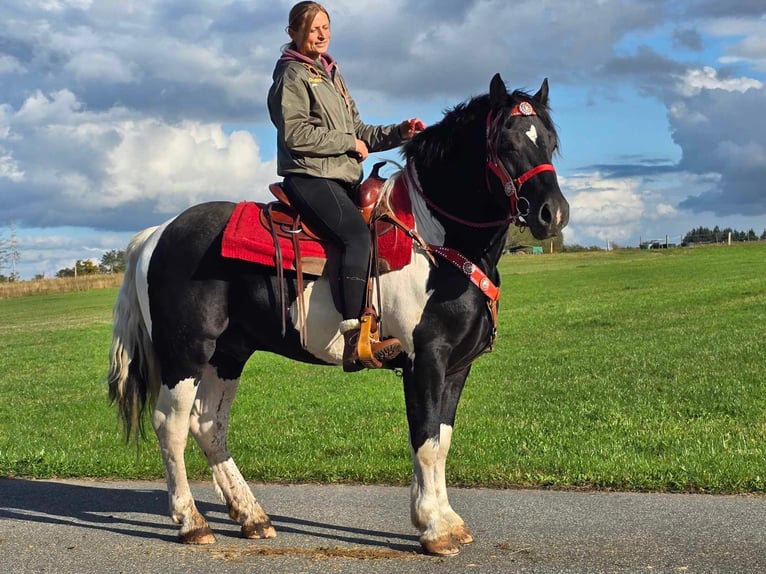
[485,103,556,215]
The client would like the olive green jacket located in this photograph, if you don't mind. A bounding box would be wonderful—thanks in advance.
[268,55,404,184]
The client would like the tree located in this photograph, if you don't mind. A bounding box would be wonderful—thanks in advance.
[505,225,564,253]
[100,250,126,274]
[0,221,20,282]
[56,259,100,278]
[76,259,100,275]
[56,267,75,278]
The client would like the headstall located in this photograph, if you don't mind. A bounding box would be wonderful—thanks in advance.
[485,101,556,222]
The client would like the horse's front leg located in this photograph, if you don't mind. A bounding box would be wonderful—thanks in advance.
[189,363,276,540]
[434,367,474,546]
[404,362,472,556]
[153,377,215,544]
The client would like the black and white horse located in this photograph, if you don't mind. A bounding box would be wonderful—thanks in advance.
[109,74,569,556]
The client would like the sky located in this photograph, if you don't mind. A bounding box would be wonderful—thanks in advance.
[1,0,765,279]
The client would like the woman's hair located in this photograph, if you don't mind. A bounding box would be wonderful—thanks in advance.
[287,2,330,46]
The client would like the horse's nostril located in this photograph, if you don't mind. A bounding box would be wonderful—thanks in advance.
[539,203,552,225]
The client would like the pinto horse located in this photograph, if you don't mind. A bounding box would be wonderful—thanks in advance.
[108,73,569,556]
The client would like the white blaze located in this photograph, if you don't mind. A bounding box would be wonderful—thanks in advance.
[526,124,538,146]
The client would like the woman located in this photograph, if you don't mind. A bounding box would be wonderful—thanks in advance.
[268,1,425,372]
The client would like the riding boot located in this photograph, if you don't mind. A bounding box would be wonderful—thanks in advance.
[339,319,403,372]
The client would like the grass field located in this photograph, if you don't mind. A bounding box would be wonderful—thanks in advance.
[0,244,764,492]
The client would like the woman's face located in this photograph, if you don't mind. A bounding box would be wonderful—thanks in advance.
[294,11,330,60]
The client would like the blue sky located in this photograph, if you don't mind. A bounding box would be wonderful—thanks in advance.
[0,0,765,278]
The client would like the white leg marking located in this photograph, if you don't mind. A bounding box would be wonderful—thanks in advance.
[435,425,465,530]
[411,438,440,535]
[189,365,275,538]
[152,377,212,541]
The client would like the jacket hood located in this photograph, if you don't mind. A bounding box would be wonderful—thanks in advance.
[277,46,336,76]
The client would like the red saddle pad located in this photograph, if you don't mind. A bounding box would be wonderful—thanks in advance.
[221,177,415,273]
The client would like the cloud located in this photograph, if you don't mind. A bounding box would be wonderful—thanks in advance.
[668,76,766,215]
[0,89,277,231]
[676,66,763,96]
[0,0,765,276]
[561,173,645,245]
[673,27,704,52]
[683,0,766,19]
[560,169,707,246]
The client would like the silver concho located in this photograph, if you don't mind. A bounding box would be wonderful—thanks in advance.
[518,101,534,116]
[480,278,491,291]
[462,261,475,275]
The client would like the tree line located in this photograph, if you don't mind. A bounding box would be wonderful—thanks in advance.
[682,226,766,245]
[1,220,765,282]
[55,250,127,278]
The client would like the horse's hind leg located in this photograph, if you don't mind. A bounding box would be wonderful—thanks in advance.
[190,363,276,540]
[153,377,215,544]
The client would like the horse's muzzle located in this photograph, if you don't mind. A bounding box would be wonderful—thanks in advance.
[529,195,570,239]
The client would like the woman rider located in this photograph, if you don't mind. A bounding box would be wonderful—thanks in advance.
[268,1,424,371]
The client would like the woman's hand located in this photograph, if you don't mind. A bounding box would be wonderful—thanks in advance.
[354,138,369,161]
[399,118,426,139]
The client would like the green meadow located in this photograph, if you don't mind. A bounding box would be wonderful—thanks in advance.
[0,244,764,492]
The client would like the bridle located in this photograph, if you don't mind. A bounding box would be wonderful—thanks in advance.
[395,101,558,366]
[409,100,556,229]
[485,100,556,225]
[393,100,559,369]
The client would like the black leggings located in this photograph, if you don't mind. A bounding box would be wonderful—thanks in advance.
[283,174,370,320]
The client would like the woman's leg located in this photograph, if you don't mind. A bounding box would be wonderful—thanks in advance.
[283,174,369,319]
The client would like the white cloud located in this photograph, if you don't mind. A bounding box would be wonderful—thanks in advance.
[0,0,765,274]
[0,151,24,181]
[0,89,277,230]
[0,54,25,74]
[705,16,766,71]
[65,50,138,83]
[676,66,763,96]
[104,120,276,213]
[561,173,645,244]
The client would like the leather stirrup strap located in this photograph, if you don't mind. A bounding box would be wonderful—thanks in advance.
[379,209,436,264]
[265,204,287,337]
[291,216,308,347]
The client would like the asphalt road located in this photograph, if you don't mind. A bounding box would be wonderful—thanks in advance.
[1,478,765,573]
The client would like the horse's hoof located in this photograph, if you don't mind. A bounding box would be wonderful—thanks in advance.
[451,524,474,545]
[242,521,277,539]
[421,535,460,556]
[179,526,216,545]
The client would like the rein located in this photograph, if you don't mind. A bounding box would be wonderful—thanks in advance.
[382,102,558,369]
[382,176,502,365]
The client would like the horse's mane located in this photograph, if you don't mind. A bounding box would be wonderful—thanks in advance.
[403,88,559,168]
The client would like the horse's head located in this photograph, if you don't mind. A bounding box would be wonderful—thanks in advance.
[487,74,569,239]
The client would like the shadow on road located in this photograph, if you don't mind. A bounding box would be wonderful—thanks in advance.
[0,478,419,552]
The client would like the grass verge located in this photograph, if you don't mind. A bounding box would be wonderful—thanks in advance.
[0,245,764,492]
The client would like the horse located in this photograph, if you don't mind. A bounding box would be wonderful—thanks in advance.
[108,73,569,556]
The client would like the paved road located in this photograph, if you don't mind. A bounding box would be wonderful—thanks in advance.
[1,478,765,573]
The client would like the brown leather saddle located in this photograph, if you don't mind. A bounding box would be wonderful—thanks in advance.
[258,162,416,360]
[259,163,393,246]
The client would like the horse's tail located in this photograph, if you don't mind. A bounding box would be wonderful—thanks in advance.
[108,226,161,441]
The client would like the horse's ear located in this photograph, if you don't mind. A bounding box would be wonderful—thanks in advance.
[489,73,507,108]
[534,78,549,106]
